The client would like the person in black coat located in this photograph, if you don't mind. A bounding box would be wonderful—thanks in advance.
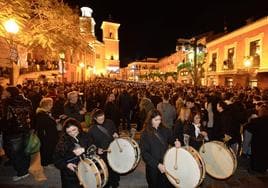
[35,97,58,166]
[104,93,121,132]
[186,111,208,150]
[173,107,191,145]
[140,109,181,188]
[54,118,93,188]
[87,108,120,188]
[245,104,268,174]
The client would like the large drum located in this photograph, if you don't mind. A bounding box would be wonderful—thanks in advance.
[107,137,140,174]
[77,156,108,188]
[164,146,205,188]
[199,141,237,179]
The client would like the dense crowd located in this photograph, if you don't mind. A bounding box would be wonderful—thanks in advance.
[0,78,267,187]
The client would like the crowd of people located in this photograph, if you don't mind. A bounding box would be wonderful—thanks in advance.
[0,78,267,187]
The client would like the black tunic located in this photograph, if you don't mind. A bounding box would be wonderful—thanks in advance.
[245,116,268,172]
[87,119,120,188]
[54,132,92,188]
[140,127,174,188]
[35,111,58,166]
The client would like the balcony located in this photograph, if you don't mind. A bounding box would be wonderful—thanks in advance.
[208,62,216,72]
[222,59,234,70]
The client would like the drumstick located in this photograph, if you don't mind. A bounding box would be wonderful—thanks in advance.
[174,140,179,170]
[115,138,123,152]
[202,139,206,153]
[102,149,111,153]
[166,170,180,184]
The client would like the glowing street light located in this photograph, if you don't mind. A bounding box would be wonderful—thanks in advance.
[244,58,252,68]
[4,19,19,34]
[4,19,19,85]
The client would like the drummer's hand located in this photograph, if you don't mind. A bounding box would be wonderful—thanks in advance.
[174,139,181,148]
[200,131,208,137]
[113,133,119,138]
[223,134,232,142]
[67,163,77,172]
[158,163,166,174]
[97,148,104,155]
[73,147,85,156]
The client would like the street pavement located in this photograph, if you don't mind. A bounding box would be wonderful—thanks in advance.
[0,130,267,188]
[0,151,267,188]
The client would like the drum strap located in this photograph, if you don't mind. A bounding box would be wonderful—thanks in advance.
[97,125,113,139]
[154,131,167,148]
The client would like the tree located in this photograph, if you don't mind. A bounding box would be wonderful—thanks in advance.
[0,0,89,58]
[177,40,206,86]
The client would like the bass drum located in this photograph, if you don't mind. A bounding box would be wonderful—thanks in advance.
[199,141,237,179]
[77,156,108,188]
[164,146,205,188]
[107,137,140,174]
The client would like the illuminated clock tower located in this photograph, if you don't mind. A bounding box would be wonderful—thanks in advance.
[101,20,120,77]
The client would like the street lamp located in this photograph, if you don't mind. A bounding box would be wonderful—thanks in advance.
[79,62,85,82]
[59,52,65,83]
[244,57,252,87]
[4,19,19,85]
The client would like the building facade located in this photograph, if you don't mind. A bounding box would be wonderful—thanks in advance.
[205,17,268,89]
[0,6,120,84]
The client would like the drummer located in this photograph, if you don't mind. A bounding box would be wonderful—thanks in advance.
[140,109,181,188]
[54,118,96,188]
[185,111,209,150]
[87,108,120,188]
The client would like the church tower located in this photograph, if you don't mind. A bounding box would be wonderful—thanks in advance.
[79,7,96,40]
[101,20,120,76]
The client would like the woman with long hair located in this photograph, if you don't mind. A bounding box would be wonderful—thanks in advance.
[173,107,191,145]
[140,109,180,188]
[54,118,93,188]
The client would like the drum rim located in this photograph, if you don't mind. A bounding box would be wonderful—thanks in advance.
[199,141,237,179]
[91,156,109,187]
[107,137,140,174]
[77,158,101,188]
[163,146,204,187]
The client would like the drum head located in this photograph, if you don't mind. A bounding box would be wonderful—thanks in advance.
[107,138,136,174]
[199,141,235,179]
[77,159,101,188]
[164,147,202,188]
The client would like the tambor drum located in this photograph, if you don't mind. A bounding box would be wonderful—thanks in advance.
[164,146,205,188]
[199,141,237,179]
[77,156,108,188]
[107,137,140,174]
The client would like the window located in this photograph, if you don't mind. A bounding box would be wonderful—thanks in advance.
[223,47,235,70]
[110,55,114,60]
[109,32,113,38]
[96,54,100,59]
[225,77,233,87]
[209,53,217,71]
[249,40,260,66]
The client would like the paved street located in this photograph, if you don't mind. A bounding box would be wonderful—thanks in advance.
[0,153,267,188]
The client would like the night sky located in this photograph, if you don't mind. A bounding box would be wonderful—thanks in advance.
[65,0,268,67]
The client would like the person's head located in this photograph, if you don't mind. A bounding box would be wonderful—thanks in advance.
[178,107,191,122]
[190,111,201,125]
[3,86,20,99]
[63,118,82,138]
[185,97,195,109]
[258,104,268,117]
[67,91,79,104]
[107,93,115,102]
[92,108,105,125]
[144,109,164,132]
[39,97,53,112]
[162,93,170,102]
[217,101,227,112]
